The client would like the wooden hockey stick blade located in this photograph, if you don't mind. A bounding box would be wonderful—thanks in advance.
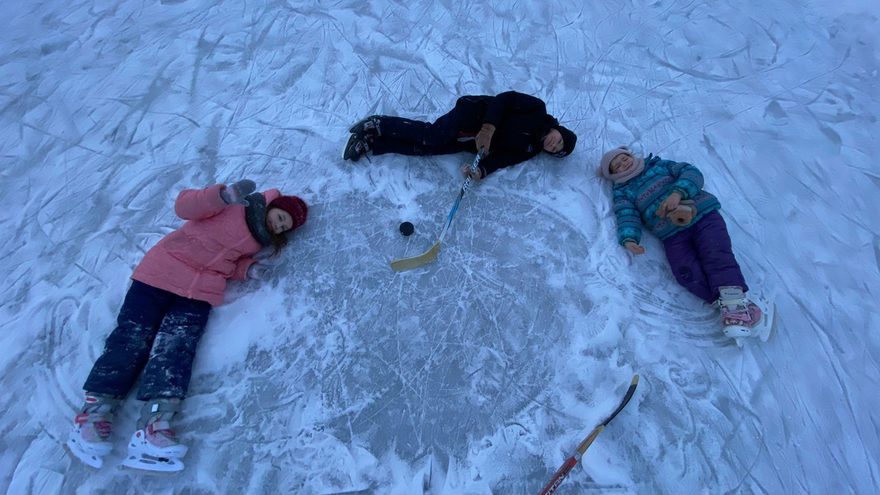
[390,241,441,272]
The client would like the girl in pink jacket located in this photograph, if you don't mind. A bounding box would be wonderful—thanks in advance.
[66,181,308,472]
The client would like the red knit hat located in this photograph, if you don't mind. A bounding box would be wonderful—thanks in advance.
[268,196,308,230]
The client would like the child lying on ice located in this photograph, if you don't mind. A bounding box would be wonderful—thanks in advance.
[598,146,772,344]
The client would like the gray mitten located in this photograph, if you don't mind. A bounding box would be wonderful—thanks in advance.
[247,263,273,280]
[220,179,257,206]
[248,254,283,280]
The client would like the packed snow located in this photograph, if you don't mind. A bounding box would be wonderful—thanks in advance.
[1,0,878,493]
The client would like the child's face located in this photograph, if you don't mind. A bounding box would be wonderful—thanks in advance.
[267,207,294,234]
[610,153,634,174]
[542,129,564,154]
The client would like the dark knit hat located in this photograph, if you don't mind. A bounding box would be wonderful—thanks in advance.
[268,196,308,230]
[552,125,577,157]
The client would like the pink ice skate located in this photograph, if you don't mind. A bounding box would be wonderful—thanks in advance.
[717,286,774,346]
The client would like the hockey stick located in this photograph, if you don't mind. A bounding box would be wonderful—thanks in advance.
[537,374,640,495]
[390,152,484,272]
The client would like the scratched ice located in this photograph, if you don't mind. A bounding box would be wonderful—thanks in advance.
[1,1,878,493]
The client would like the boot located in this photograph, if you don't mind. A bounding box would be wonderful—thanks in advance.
[342,133,372,162]
[121,398,188,473]
[67,393,120,468]
[717,286,764,339]
[348,115,382,139]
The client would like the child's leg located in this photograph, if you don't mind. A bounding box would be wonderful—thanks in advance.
[689,211,748,300]
[126,292,206,473]
[372,116,433,147]
[372,135,471,157]
[136,295,211,401]
[662,228,715,303]
[372,104,474,156]
[83,281,173,398]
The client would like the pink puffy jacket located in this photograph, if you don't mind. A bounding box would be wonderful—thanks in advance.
[131,184,281,306]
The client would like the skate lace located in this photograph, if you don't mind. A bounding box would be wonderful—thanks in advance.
[75,413,113,440]
[364,118,380,137]
[358,140,373,163]
[724,300,763,327]
[721,302,751,323]
[94,420,112,437]
[147,421,179,447]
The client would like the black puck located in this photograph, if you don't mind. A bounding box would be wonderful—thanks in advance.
[399,221,414,236]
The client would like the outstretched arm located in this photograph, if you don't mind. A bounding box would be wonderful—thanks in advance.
[613,188,644,251]
[174,184,228,221]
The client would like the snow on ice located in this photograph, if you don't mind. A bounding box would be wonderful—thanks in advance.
[1,0,878,493]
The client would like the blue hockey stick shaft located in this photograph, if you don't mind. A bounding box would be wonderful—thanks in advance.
[437,152,482,243]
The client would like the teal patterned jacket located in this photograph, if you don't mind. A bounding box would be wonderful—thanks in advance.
[612,154,721,244]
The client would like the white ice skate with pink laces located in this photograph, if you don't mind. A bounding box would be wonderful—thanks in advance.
[121,420,188,473]
[66,394,118,468]
[717,286,775,347]
[67,414,113,468]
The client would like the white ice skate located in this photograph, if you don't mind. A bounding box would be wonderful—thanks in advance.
[748,295,775,342]
[718,287,775,347]
[66,416,113,469]
[66,394,118,469]
[121,421,188,473]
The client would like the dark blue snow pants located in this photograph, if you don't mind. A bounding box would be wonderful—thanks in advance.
[370,97,482,156]
[662,210,748,303]
[83,280,211,401]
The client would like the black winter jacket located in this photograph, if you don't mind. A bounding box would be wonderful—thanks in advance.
[455,91,559,177]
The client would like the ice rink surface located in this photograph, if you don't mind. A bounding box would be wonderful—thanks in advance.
[1,0,878,493]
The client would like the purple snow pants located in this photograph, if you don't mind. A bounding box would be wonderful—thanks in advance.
[661,210,747,303]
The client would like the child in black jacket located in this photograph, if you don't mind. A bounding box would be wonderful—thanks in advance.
[343,91,577,180]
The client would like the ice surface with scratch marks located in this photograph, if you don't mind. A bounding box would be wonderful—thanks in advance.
[0,0,878,493]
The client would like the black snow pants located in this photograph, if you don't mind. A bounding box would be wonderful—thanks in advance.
[370,96,486,157]
[83,280,211,401]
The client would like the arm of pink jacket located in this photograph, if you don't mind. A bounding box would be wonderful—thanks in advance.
[233,257,257,281]
[174,184,229,220]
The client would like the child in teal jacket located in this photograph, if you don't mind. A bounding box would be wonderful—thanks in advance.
[599,146,772,344]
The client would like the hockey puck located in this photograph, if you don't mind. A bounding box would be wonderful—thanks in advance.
[399,221,414,236]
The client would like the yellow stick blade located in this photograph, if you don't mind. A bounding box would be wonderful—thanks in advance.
[390,242,441,272]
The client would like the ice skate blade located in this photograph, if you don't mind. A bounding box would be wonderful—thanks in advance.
[127,429,189,459]
[138,442,188,459]
[65,438,105,469]
[121,454,184,474]
[755,297,776,342]
[341,134,356,161]
[723,324,752,339]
